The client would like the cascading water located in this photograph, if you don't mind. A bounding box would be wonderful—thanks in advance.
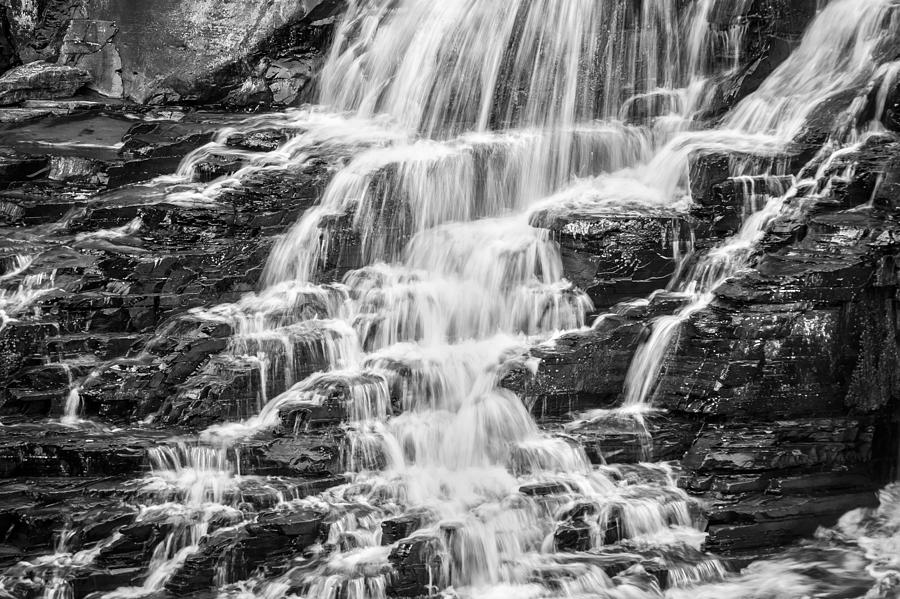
[620,0,900,410]
[4,1,900,598]
[147,1,727,594]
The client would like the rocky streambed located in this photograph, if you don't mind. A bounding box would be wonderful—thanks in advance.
[0,1,899,598]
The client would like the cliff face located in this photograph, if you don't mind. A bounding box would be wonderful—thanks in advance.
[0,0,899,596]
[0,0,344,104]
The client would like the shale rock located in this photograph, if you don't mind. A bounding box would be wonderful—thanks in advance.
[531,209,696,310]
[0,61,90,105]
[703,0,820,116]
[502,316,645,418]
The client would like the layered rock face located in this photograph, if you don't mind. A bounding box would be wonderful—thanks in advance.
[0,0,900,598]
[0,0,344,104]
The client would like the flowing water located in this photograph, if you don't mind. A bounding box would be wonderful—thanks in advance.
[3,0,900,598]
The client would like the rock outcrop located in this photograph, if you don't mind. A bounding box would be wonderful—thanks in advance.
[0,60,89,104]
[0,0,345,105]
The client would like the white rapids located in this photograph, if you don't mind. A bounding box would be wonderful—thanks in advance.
[3,1,900,599]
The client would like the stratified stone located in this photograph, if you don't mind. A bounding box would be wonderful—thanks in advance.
[705,492,879,553]
[166,508,325,594]
[702,0,820,117]
[502,316,644,418]
[530,208,695,311]
[388,535,447,598]
[381,514,426,546]
[0,61,91,105]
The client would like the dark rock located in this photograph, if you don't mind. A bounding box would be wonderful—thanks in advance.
[388,535,447,598]
[0,61,91,105]
[705,492,879,553]
[381,514,426,546]
[570,413,701,465]
[192,153,244,182]
[683,419,872,473]
[502,317,644,418]
[531,209,696,311]
[226,129,288,152]
[519,482,570,497]
[0,425,152,477]
[167,508,325,593]
[223,75,273,108]
[0,150,47,187]
[703,0,820,117]
[244,433,344,478]
[554,520,593,552]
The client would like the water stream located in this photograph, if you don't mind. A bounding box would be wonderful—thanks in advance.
[3,0,900,598]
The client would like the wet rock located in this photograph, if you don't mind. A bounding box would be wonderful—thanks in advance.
[167,508,325,594]
[71,567,143,599]
[883,77,900,133]
[705,492,879,553]
[519,482,570,497]
[703,0,820,116]
[382,514,426,546]
[226,129,288,152]
[192,153,244,182]
[223,75,273,108]
[570,413,701,465]
[531,209,696,310]
[0,150,46,187]
[622,92,680,124]
[155,354,265,427]
[265,60,316,106]
[245,433,344,478]
[0,477,135,565]
[502,316,644,418]
[683,417,881,554]
[683,419,872,474]
[0,426,151,477]
[94,514,175,572]
[651,213,897,418]
[388,535,447,598]
[0,61,90,105]
[279,397,348,431]
[67,0,342,104]
[690,153,793,235]
[48,155,104,183]
[554,520,593,552]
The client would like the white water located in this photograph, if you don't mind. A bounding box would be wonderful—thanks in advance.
[135,1,735,594]
[4,0,900,598]
[151,0,900,595]
[620,0,900,409]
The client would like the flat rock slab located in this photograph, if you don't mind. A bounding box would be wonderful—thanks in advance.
[0,422,173,477]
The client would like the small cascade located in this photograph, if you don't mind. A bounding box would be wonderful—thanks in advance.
[619,0,900,410]
[871,60,900,131]
[7,1,900,598]
[99,444,245,598]
[322,0,696,134]
[725,0,900,138]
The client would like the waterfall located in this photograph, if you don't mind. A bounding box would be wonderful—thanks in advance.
[156,1,733,593]
[6,1,900,598]
[621,0,900,410]
[161,0,900,594]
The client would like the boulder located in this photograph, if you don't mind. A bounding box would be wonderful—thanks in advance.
[0,61,90,105]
